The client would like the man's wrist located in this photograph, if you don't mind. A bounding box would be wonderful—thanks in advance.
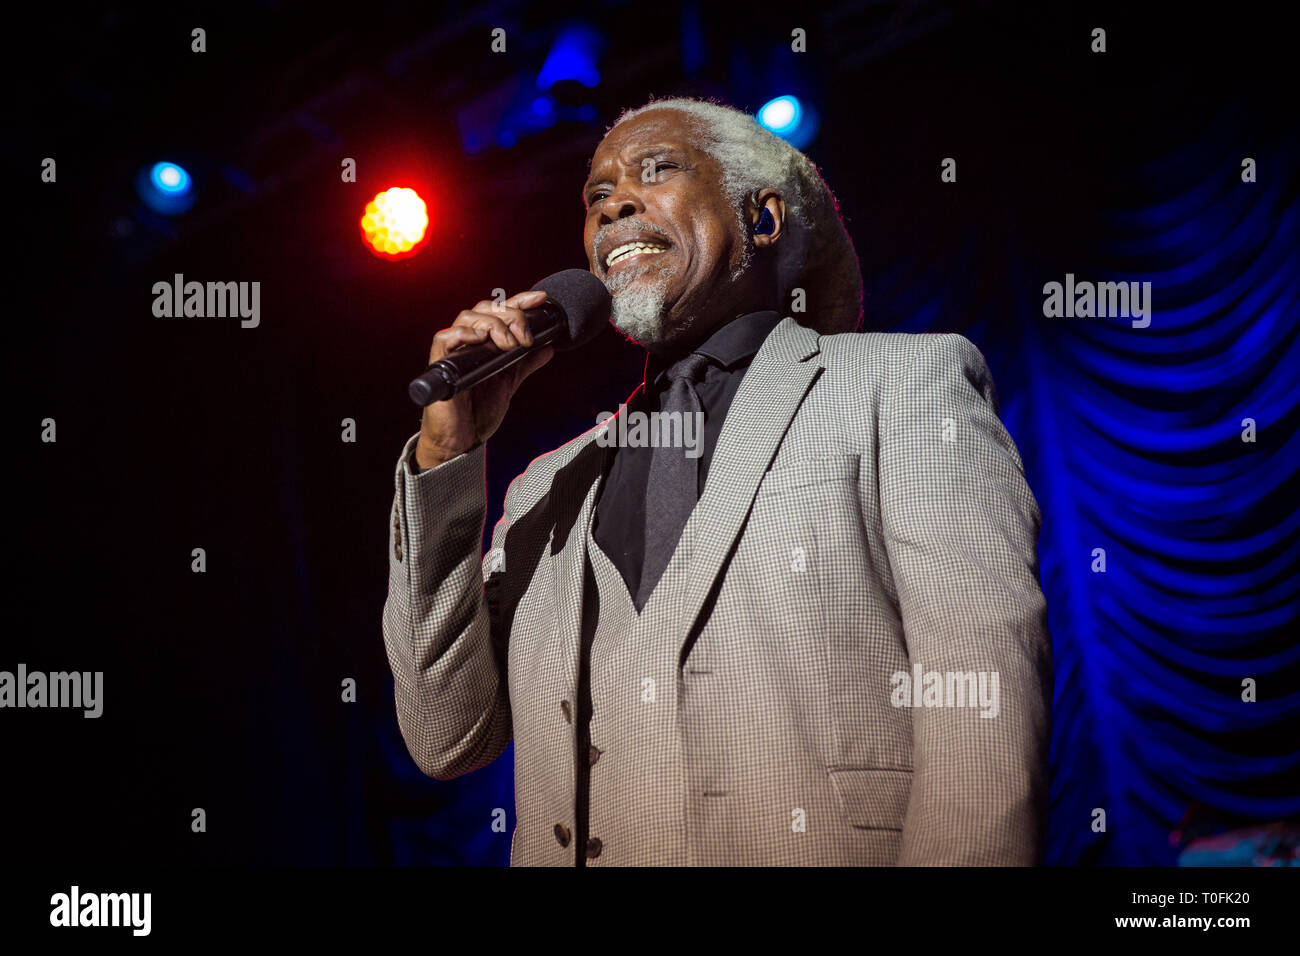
[413,436,474,471]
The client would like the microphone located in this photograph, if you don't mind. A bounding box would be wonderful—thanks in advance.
[408,269,611,407]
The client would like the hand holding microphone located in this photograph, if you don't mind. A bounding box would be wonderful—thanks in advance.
[411,269,611,470]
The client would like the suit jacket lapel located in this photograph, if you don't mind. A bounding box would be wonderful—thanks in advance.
[677,317,823,650]
[545,320,822,664]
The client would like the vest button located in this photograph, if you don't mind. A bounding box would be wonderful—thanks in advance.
[588,745,602,766]
[585,837,603,859]
[553,823,571,848]
[560,700,572,723]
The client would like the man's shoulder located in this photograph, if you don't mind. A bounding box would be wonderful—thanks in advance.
[806,329,997,418]
[816,329,987,375]
[814,329,1000,422]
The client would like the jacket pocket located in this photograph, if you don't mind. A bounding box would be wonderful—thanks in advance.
[759,454,859,495]
[826,768,912,831]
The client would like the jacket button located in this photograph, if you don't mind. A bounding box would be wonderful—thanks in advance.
[585,837,602,859]
[588,745,601,766]
[560,700,572,723]
[553,823,571,848]
[394,541,403,561]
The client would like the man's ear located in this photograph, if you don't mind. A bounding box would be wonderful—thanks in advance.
[748,188,786,248]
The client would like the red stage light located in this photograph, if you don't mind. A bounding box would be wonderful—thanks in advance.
[361,187,429,259]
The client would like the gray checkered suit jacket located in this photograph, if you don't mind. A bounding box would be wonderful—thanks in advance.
[383,318,1052,865]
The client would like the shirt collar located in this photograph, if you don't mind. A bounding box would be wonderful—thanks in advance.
[643,310,784,391]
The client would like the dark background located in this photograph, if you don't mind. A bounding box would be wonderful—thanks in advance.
[8,0,1297,865]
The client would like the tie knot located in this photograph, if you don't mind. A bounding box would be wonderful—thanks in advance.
[666,352,711,385]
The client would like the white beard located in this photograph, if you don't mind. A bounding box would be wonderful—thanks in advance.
[606,261,689,350]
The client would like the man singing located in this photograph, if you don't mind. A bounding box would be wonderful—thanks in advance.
[383,97,1052,866]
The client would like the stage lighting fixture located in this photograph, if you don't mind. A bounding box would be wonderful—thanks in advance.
[757,95,819,149]
[361,187,430,260]
[757,96,802,137]
[136,160,195,215]
[537,25,602,90]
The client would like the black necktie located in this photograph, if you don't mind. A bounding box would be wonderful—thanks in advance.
[637,352,711,611]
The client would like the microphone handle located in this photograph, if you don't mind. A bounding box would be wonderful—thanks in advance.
[408,302,564,406]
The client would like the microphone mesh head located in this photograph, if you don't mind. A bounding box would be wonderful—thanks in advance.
[531,269,612,351]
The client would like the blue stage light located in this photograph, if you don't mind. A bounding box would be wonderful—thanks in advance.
[136,160,196,215]
[756,95,819,149]
[537,25,602,90]
[150,162,191,195]
[757,96,802,137]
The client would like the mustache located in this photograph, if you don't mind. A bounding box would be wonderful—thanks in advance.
[591,217,673,268]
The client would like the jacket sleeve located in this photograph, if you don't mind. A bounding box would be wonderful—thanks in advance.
[382,433,516,780]
[878,334,1053,865]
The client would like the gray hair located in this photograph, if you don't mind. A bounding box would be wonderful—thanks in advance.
[610,96,864,334]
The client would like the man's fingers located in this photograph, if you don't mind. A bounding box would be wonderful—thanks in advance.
[470,308,536,349]
[430,323,489,362]
[504,289,547,310]
[477,316,519,351]
[502,290,546,344]
[455,309,519,351]
[434,296,547,361]
[494,307,533,347]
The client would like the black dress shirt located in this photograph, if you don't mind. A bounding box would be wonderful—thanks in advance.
[591,310,784,603]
